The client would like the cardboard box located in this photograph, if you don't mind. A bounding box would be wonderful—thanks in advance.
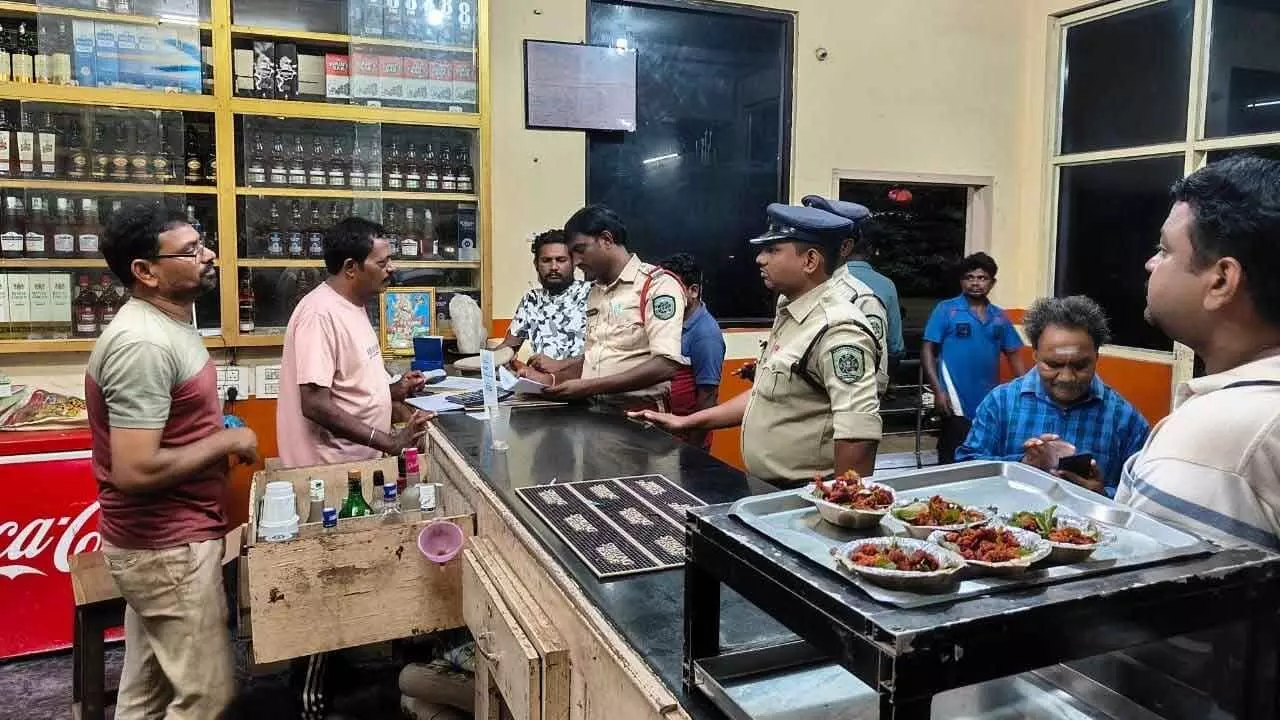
[403,56,428,103]
[137,26,158,88]
[50,273,71,336]
[456,206,477,261]
[8,273,29,332]
[299,54,324,85]
[115,25,139,87]
[450,55,475,106]
[275,43,298,99]
[72,21,97,87]
[253,41,275,98]
[378,55,404,101]
[425,52,452,103]
[0,275,9,332]
[28,273,50,336]
[351,51,379,100]
[93,23,117,87]
[324,53,350,100]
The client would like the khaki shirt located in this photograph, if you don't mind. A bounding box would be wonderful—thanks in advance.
[582,254,688,406]
[830,263,889,394]
[741,280,882,485]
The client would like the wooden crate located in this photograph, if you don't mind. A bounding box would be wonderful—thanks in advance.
[244,457,474,664]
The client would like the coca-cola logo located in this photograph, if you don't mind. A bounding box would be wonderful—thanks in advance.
[0,502,101,579]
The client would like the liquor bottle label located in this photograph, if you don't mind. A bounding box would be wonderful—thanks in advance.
[267,231,283,255]
[308,232,323,257]
[101,308,117,326]
[269,165,287,185]
[328,167,345,186]
[288,166,306,185]
[287,232,303,256]
[25,232,46,254]
[388,171,402,189]
[78,234,99,253]
[405,173,420,190]
[205,158,217,184]
[350,168,366,188]
[38,132,56,175]
[17,131,34,173]
[69,152,87,178]
[130,157,150,179]
[424,174,439,191]
[152,156,170,180]
[1,231,22,252]
[441,173,456,191]
[54,233,75,253]
[0,52,10,83]
[110,156,129,180]
[186,157,202,183]
[248,165,266,184]
[34,55,49,83]
[309,166,326,186]
[0,134,10,174]
[76,316,98,334]
[401,238,418,258]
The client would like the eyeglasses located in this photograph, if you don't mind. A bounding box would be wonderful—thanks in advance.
[151,240,209,261]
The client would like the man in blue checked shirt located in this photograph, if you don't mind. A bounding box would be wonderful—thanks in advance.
[957,295,1149,496]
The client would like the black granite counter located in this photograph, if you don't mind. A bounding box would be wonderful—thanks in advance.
[432,405,786,719]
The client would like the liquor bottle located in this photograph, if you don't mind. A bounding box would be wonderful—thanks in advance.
[306,202,324,258]
[421,206,436,258]
[154,126,175,183]
[404,0,423,41]
[400,205,420,259]
[338,470,373,518]
[404,142,421,191]
[114,0,133,15]
[72,274,97,337]
[1,195,23,258]
[34,20,49,84]
[12,23,33,83]
[90,122,109,181]
[401,448,424,512]
[0,25,12,84]
[308,135,327,187]
[286,201,304,258]
[50,20,71,86]
[51,197,75,258]
[268,133,287,186]
[287,134,306,186]
[328,135,347,187]
[0,111,12,178]
[384,138,403,189]
[264,201,284,257]
[395,454,412,509]
[76,198,99,256]
[327,201,340,228]
[423,143,439,191]
[95,0,110,14]
[371,469,385,509]
[362,0,385,38]
[384,0,404,40]
[96,274,119,328]
[66,117,86,180]
[366,140,382,190]
[203,137,216,185]
[185,204,203,241]
[129,122,151,182]
[383,203,400,257]
[24,195,48,257]
[306,478,325,524]
[348,137,367,189]
[16,110,35,178]
[108,123,129,181]
[238,269,255,332]
[380,481,401,518]
[456,145,473,192]
[183,128,202,184]
[36,111,58,178]
[241,131,264,185]
[439,145,456,191]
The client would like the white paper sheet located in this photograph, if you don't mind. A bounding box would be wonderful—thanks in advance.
[406,394,464,413]
[499,366,547,395]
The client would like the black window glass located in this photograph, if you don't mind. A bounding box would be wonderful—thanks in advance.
[1205,0,1280,138]
[587,0,790,323]
[1055,156,1184,350]
[1207,145,1280,164]
[1060,0,1194,154]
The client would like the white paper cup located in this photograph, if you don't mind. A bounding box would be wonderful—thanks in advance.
[488,405,510,451]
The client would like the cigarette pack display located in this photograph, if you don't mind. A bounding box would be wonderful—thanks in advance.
[72,21,95,87]
[351,51,379,100]
[8,273,29,328]
[450,55,475,106]
[456,206,477,261]
[115,25,139,87]
[378,55,404,101]
[137,27,158,88]
[324,53,350,99]
[425,52,452,103]
[93,23,117,87]
[404,56,428,103]
[275,43,298,99]
[253,41,276,98]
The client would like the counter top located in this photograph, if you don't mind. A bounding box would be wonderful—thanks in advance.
[432,406,787,719]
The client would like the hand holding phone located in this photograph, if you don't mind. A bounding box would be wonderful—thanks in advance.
[1056,452,1095,477]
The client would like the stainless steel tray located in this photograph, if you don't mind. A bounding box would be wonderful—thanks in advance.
[729,461,1213,608]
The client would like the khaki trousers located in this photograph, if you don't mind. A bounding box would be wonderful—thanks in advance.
[102,538,234,720]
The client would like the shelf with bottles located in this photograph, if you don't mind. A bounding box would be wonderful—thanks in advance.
[0,0,211,28]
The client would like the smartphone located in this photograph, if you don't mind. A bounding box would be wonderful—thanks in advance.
[1057,452,1095,476]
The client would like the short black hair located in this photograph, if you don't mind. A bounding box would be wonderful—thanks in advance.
[1172,154,1280,327]
[658,252,702,288]
[101,203,187,288]
[789,240,839,278]
[531,228,568,256]
[323,216,384,275]
[564,204,627,247]
[959,251,998,278]
[1024,295,1111,350]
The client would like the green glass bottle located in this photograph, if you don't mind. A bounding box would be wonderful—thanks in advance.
[337,470,373,518]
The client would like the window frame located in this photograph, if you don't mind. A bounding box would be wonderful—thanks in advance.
[829,169,994,257]
[1046,0,1280,382]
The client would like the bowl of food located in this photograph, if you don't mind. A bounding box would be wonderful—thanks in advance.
[889,495,992,539]
[803,471,896,529]
[1008,505,1108,563]
[927,525,1052,576]
[833,536,966,592]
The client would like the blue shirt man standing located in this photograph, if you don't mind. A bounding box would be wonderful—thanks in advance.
[922,252,1027,463]
[659,253,726,450]
[957,295,1149,496]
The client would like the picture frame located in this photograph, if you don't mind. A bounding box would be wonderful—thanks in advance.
[379,287,437,356]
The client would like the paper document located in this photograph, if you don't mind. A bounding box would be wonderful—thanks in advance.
[406,394,465,414]
[427,376,485,393]
[499,366,547,395]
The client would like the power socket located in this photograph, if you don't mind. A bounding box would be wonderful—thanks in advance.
[216,365,253,401]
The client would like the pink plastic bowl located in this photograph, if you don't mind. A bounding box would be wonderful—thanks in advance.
[417,520,464,565]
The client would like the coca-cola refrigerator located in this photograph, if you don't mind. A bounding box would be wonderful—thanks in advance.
[0,429,113,660]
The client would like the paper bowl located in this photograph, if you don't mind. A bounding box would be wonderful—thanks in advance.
[1042,516,1110,564]
[927,526,1052,576]
[889,500,993,539]
[801,482,895,529]
[833,536,965,592]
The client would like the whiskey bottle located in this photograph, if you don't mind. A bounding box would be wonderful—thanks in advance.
[384,137,403,189]
[1,195,24,258]
[34,20,49,84]
[129,122,152,182]
[327,200,340,228]
[50,20,71,86]
[423,143,439,191]
[0,26,12,84]
[16,110,35,178]
[91,122,110,181]
[108,123,129,181]
[439,145,456,191]
[96,274,119,328]
[114,0,133,16]
[247,132,267,185]
[363,0,385,37]
[11,23,33,83]
[203,137,216,185]
[421,206,437,258]
[154,127,176,183]
[383,203,401,257]
[51,196,75,258]
[66,117,87,180]
[24,195,48,257]
[348,137,367,189]
[287,134,307,186]
[286,201,305,258]
[308,135,327,187]
[268,133,288,186]
[0,111,12,178]
[36,111,58,179]
[404,0,423,40]
[404,142,421,191]
[366,140,382,190]
[72,274,98,337]
[183,128,202,184]
[400,205,420,258]
[185,204,203,241]
[238,269,255,332]
[264,201,284,257]
[384,0,404,39]
[456,145,473,193]
[306,202,324,258]
[76,198,99,257]
[327,135,347,187]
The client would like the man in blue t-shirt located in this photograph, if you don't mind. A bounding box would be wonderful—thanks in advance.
[659,253,726,450]
[922,252,1026,463]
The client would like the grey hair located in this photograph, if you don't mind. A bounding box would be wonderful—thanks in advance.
[1024,295,1112,349]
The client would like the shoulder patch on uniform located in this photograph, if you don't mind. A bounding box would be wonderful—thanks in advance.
[652,294,677,321]
[868,314,885,340]
[830,344,867,384]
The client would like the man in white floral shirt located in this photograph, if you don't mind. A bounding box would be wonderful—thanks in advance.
[497,229,590,360]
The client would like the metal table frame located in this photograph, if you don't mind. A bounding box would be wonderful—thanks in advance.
[683,503,1280,719]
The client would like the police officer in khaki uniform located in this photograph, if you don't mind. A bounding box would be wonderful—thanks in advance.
[522,205,688,412]
[632,204,882,485]
[802,195,890,395]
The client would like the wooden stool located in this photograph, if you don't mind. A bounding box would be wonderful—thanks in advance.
[70,551,124,720]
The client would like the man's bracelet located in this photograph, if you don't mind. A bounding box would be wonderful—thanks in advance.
[368,427,378,448]
[550,373,557,387]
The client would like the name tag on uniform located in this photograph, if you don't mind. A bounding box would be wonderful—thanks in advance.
[956,322,972,338]
[586,308,600,317]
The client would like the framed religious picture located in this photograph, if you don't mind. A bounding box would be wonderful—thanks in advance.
[380,287,437,355]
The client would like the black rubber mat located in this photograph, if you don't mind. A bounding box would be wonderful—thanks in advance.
[611,474,708,526]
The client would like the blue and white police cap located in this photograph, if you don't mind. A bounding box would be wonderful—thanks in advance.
[801,195,872,223]
[749,203,852,246]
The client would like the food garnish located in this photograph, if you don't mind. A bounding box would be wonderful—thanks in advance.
[849,542,940,572]
[1009,505,1099,546]
[812,470,893,511]
[892,495,986,527]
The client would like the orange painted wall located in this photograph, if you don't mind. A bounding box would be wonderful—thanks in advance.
[223,397,279,527]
